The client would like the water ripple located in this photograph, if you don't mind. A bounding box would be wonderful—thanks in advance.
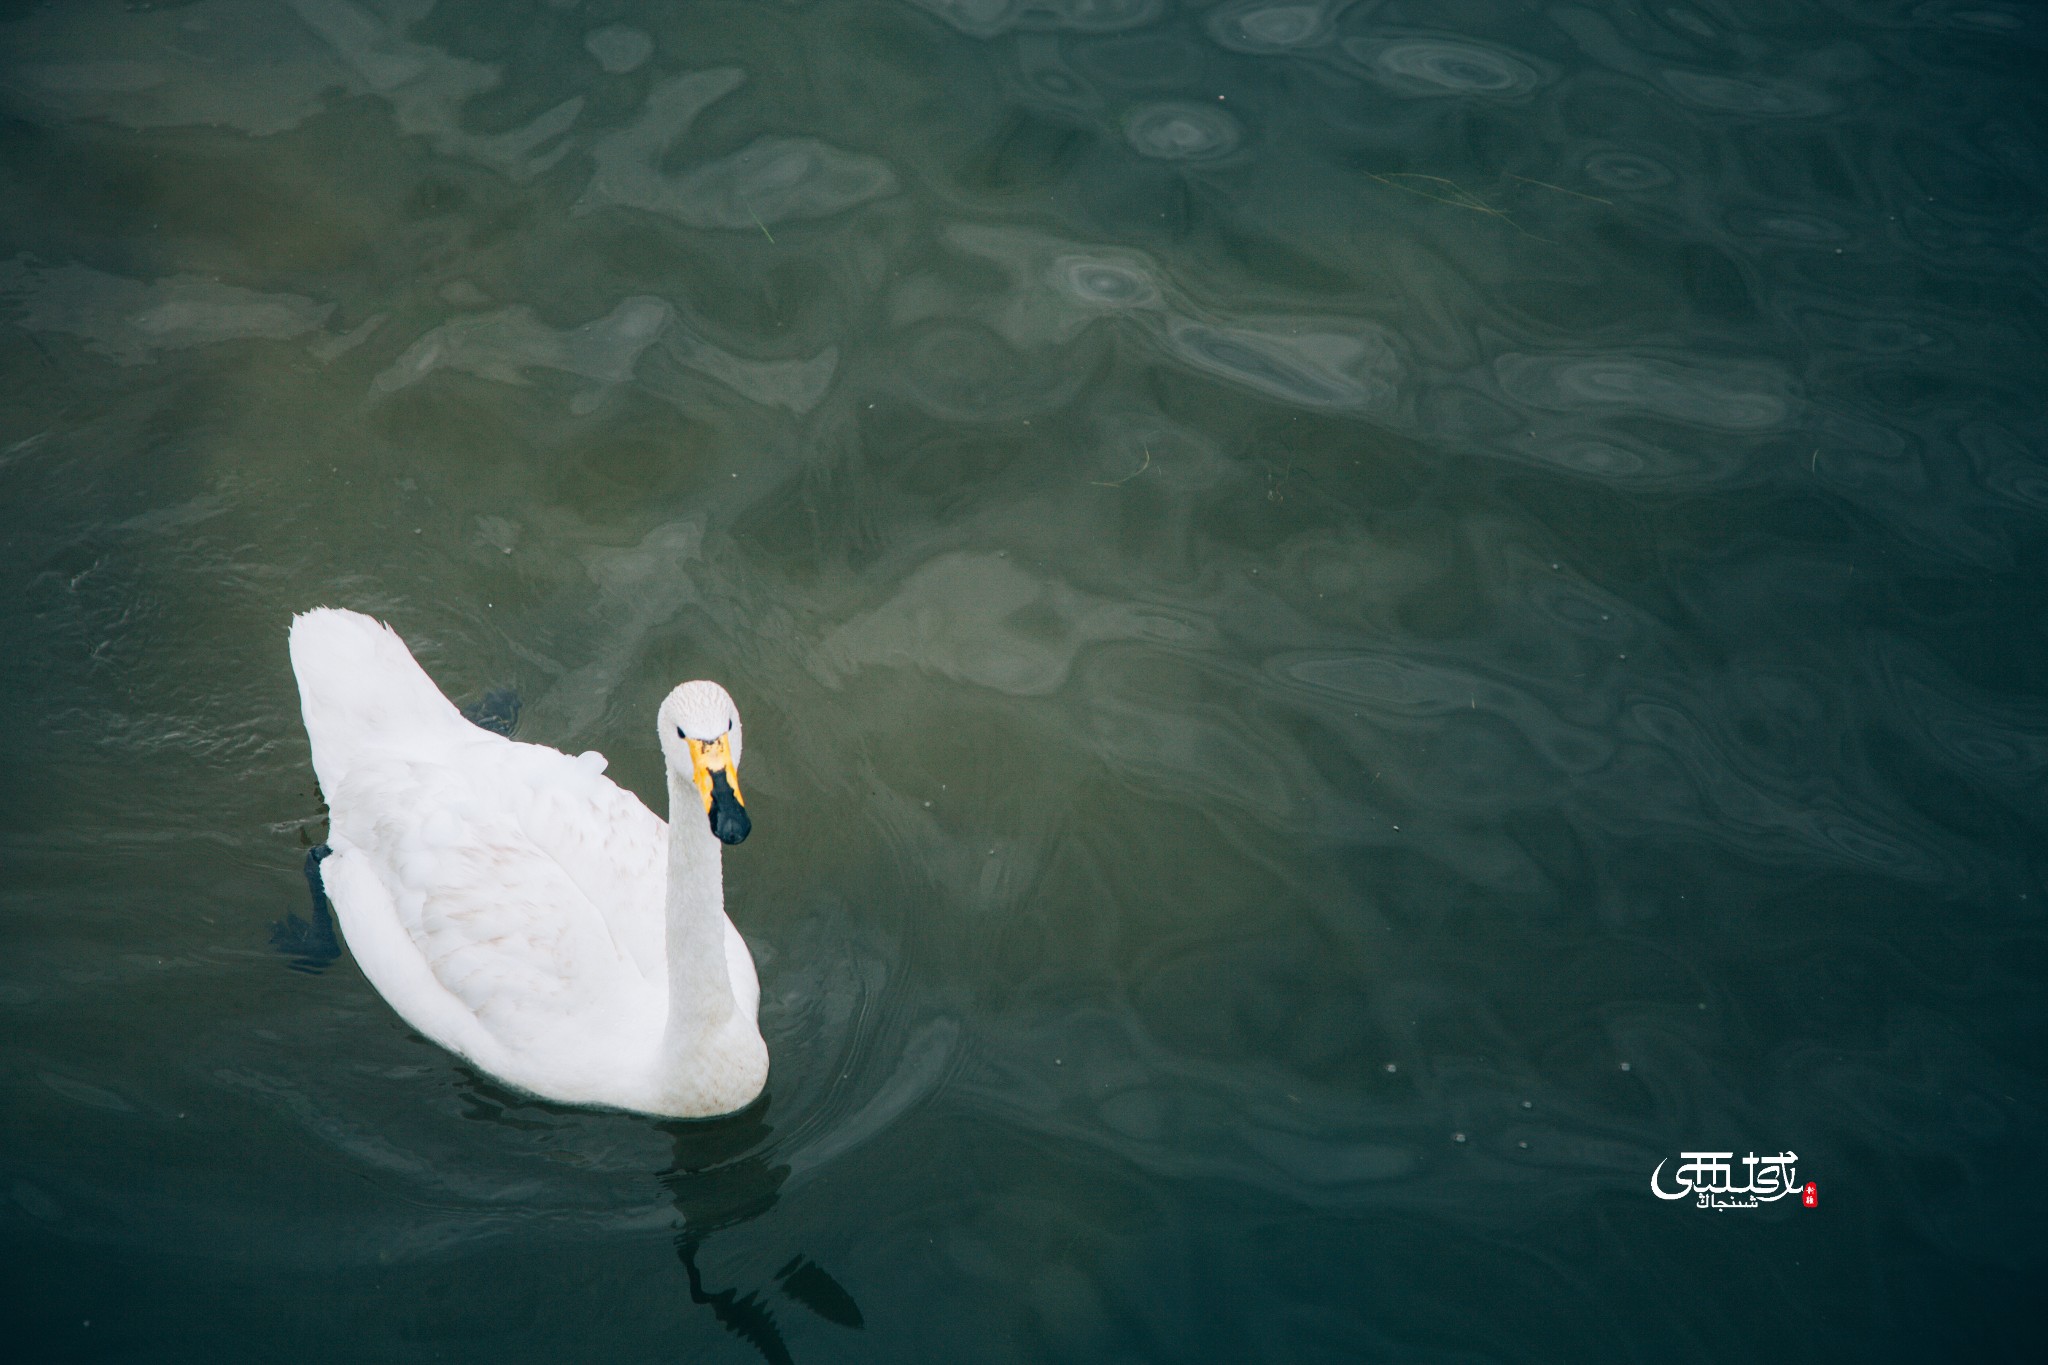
[1582,150,1677,190]
[578,70,897,229]
[1205,1,1338,54]
[584,25,653,75]
[1,257,332,364]
[1123,102,1246,161]
[1051,254,1164,310]
[906,0,1163,39]
[1492,352,1795,431]
[1005,33,1103,115]
[1346,36,1550,98]
[1163,317,1399,411]
[1660,69,1832,116]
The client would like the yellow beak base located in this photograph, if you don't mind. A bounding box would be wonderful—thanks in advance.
[687,734,743,815]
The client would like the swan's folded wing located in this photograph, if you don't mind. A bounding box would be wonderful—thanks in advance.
[332,758,657,1062]
[318,844,506,1067]
[491,742,669,983]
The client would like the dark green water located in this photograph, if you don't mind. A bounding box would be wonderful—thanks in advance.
[3,0,2045,1359]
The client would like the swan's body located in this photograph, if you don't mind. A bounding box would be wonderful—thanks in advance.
[287,608,767,1117]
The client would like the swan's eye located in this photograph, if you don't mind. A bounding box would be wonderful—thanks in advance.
[677,726,686,739]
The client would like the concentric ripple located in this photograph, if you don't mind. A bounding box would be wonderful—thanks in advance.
[1123,102,1245,160]
[1582,151,1677,190]
[1049,255,1162,309]
[1205,2,1334,53]
[1348,36,1547,97]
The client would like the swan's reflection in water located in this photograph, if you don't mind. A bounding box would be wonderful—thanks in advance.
[454,1076,863,1364]
[664,1104,865,1364]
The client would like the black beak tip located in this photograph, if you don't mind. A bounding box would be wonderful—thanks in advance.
[713,803,750,845]
[707,771,750,845]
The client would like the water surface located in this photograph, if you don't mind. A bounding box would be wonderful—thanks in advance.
[3,0,2045,1360]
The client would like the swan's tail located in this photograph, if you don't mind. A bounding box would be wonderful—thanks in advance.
[289,608,469,791]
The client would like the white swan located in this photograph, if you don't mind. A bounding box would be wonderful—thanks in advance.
[287,607,768,1118]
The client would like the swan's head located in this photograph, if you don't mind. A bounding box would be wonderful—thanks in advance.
[657,681,749,845]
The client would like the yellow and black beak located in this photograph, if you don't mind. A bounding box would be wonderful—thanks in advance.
[687,733,749,845]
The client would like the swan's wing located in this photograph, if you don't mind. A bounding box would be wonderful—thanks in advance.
[329,753,661,1075]
[491,741,669,982]
[316,840,507,1066]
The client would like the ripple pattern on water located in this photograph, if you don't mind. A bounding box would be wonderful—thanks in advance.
[1661,69,1832,116]
[1582,150,1677,190]
[584,25,653,74]
[1872,636,2048,789]
[1070,31,1208,87]
[3,0,368,136]
[653,330,840,417]
[1005,33,1103,115]
[816,552,1203,695]
[1204,1,1336,53]
[905,0,1162,38]
[369,297,836,418]
[1050,255,1164,310]
[1727,208,1853,244]
[1122,102,1246,160]
[891,322,1096,420]
[1347,35,1549,97]
[1424,386,1747,488]
[575,68,746,213]
[944,224,1166,346]
[372,297,672,402]
[1162,317,1399,411]
[579,69,897,229]
[4,0,2046,1351]
[0,257,332,364]
[1492,352,1795,430]
[575,69,897,229]
[660,136,901,230]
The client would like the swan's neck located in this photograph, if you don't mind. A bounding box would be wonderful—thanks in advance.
[661,772,736,1046]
